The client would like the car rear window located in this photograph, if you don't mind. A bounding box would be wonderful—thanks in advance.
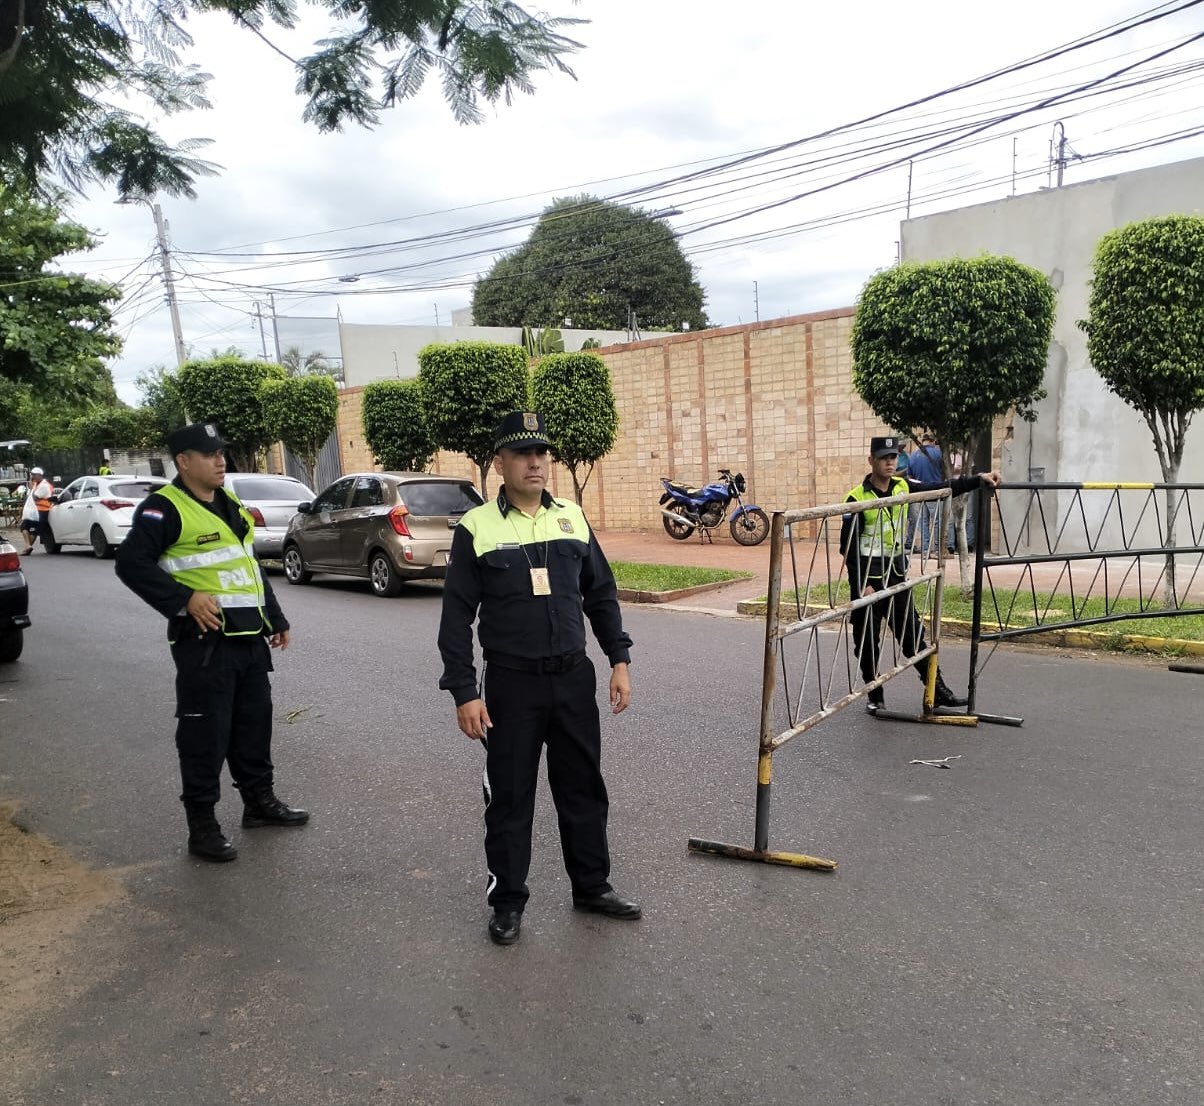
[398,481,484,516]
[110,481,167,499]
[229,478,312,501]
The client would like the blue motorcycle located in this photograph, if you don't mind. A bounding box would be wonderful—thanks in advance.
[658,469,770,546]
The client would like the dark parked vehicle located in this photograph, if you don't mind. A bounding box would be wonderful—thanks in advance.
[0,538,31,661]
[282,472,484,597]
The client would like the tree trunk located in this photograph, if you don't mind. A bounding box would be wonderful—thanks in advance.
[477,459,491,500]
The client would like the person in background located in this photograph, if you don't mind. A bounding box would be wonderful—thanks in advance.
[902,434,942,555]
[27,467,55,553]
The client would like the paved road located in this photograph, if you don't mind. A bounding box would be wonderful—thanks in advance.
[2,550,1201,1105]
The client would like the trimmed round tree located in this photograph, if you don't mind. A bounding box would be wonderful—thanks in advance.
[531,351,618,505]
[176,355,287,470]
[1079,214,1204,607]
[261,373,339,491]
[851,256,1055,582]
[417,341,529,495]
[361,379,435,472]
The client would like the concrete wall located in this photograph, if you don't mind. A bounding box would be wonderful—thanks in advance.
[901,155,1204,496]
[332,309,921,534]
[338,322,631,387]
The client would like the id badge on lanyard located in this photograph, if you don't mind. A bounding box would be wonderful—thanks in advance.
[530,567,551,595]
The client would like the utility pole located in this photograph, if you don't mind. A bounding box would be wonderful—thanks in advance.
[267,292,283,362]
[150,203,186,367]
[753,280,760,322]
[253,302,269,359]
[906,160,914,219]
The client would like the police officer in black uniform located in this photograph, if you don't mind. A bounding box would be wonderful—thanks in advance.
[840,434,1001,715]
[116,423,308,862]
[438,411,640,946]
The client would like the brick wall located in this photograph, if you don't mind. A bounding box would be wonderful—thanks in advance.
[332,308,960,531]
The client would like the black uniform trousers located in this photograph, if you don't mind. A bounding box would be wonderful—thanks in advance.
[171,634,275,805]
[850,571,926,685]
[481,657,611,911]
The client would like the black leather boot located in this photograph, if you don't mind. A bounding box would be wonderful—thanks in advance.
[241,786,310,828]
[184,802,237,862]
[933,670,969,708]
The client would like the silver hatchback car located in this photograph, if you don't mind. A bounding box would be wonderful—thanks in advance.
[281,472,484,597]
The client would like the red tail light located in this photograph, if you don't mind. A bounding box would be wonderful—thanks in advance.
[0,549,19,572]
[388,505,411,536]
[100,498,135,511]
[247,506,266,526]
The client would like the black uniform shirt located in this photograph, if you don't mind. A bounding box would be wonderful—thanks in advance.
[437,487,632,706]
[115,477,289,639]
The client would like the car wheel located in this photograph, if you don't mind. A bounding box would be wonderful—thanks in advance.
[0,628,23,663]
[43,527,62,554]
[369,551,403,598]
[90,525,115,559]
[282,544,311,585]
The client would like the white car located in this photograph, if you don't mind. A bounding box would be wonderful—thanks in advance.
[46,475,169,558]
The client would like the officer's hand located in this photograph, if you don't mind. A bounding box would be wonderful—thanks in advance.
[609,662,631,714]
[456,699,492,741]
[862,585,876,598]
[980,470,1002,488]
[186,590,222,632]
[268,630,290,650]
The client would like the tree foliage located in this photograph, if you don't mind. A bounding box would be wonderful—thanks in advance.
[472,196,709,332]
[1079,214,1204,479]
[852,256,1055,587]
[175,355,286,470]
[1078,214,1204,607]
[68,404,159,450]
[1,0,583,198]
[530,351,617,504]
[851,256,1055,447]
[0,186,122,405]
[135,365,188,443]
[417,341,528,494]
[361,379,435,472]
[262,373,339,490]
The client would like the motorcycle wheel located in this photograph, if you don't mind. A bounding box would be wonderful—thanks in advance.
[730,507,770,546]
[662,505,694,541]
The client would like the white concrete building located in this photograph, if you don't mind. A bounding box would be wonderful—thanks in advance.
[901,155,1204,492]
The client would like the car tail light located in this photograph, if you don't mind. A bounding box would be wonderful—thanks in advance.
[247,506,266,526]
[388,505,411,537]
[99,498,135,511]
[0,548,19,572]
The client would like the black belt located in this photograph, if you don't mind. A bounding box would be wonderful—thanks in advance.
[484,649,586,674]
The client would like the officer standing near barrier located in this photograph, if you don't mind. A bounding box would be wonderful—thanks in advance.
[841,435,1001,715]
[438,411,639,946]
[115,422,308,862]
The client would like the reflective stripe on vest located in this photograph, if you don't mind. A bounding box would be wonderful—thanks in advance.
[157,484,267,636]
[848,477,909,558]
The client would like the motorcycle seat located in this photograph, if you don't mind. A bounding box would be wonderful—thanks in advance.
[664,479,703,497]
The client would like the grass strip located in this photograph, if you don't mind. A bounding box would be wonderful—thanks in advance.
[769,581,1204,644]
[611,561,753,592]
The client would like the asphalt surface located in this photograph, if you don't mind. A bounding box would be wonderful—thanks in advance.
[2,549,1201,1106]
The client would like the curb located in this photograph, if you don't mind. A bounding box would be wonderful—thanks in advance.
[617,578,750,605]
[734,600,1204,655]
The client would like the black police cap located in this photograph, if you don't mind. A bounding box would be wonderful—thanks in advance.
[168,422,228,457]
[493,411,553,453]
[870,435,901,459]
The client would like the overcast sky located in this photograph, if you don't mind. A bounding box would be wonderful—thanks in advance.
[63,0,1204,404]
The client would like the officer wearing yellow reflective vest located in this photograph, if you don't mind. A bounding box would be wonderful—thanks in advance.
[115,422,308,862]
[840,435,1001,715]
[438,411,639,946]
